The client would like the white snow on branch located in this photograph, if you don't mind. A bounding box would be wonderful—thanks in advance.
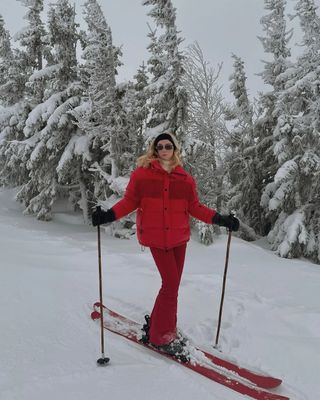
[57,134,92,173]
[109,176,129,196]
[277,210,308,258]
[24,92,65,137]
[29,64,62,82]
[274,159,298,183]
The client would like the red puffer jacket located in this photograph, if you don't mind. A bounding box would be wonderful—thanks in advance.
[112,160,216,249]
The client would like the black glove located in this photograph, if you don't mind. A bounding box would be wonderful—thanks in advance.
[212,213,240,232]
[92,206,116,226]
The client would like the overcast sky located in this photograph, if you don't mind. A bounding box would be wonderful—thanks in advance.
[1,0,320,101]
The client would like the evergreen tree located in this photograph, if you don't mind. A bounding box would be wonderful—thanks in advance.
[143,0,188,139]
[0,15,13,104]
[0,14,32,187]
[225,54,258,240]
[2,0,51,188]
[15,0,46,71]
[14,0,52,109]
[132,63,150,157]
[255,0,293,234]
[122,63,149,161]
[69,0,131,224]
[258,0,292,89]
[80,0,127,176]
[0,15,16,185]
[261,0,320,262]
[15,0,81,221]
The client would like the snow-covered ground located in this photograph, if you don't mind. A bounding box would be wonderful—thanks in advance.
[0,187,319,400]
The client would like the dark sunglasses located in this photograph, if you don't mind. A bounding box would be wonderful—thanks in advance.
[156,144,174,151]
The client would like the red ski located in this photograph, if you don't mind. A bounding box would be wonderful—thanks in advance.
[91,303,289,400]
[197,346,282,389]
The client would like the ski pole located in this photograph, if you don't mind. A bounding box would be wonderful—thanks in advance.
[96,206,110,366]
[214,229,232,349]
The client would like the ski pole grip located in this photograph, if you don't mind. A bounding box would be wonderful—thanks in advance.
[228,212,235,232]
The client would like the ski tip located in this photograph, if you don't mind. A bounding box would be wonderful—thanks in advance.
[267,378,283,389]
[91,311,101,320]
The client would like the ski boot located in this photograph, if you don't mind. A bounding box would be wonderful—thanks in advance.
[177,329,189,347]
[155,339,190,363]
[140,314,150,344]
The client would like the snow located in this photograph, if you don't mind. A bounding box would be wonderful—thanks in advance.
[70,100,91,117]
[24,92,65,137]
[109,176,130,196]
[144,122,168,140]
[0,187,319,400]
[276,210,308,257]
[12,25,29,41]
[57,134,92,173]
[0,126,10,143]
[274,160,297,183]
[0,104,17,125]
[29,64,62,82]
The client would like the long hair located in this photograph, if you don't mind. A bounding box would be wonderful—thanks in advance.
[137,133,183,168]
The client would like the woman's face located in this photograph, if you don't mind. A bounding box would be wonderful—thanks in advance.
[155,140,175,161]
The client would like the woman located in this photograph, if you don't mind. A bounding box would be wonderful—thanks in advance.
[92,133,239,357]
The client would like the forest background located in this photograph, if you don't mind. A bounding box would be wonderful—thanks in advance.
[0,0,319,264]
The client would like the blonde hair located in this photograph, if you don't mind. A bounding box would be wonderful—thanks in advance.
[137,133,183,168]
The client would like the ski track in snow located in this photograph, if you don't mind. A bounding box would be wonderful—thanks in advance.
[0,188,319,400]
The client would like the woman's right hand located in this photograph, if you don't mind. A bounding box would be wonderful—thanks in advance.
[92,207,116,226]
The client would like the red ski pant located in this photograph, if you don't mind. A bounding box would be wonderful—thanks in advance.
[148,243,187,346]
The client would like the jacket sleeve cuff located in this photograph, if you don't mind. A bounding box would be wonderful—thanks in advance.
[212,212,221,225]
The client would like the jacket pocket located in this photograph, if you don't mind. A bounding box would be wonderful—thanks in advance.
[170,200,189,228]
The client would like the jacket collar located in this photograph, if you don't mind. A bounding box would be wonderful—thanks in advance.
[150,159,187,176]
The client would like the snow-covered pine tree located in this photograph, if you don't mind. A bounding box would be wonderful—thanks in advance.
[0,13,33,187]
[261,0,320,263]
[14,0,52,107]
[0,15,16,185]
[124,63,149,161]
[143,0,187,140]
[0,15,13,105]
[114,64,150,184]
[0,5,38,106]
[15,0,82,221]
[258,0,292,90]
[15,0,46,71]
[225,54,259,240]
[82,0,124,176]
[71,0,131,225]
[183,42,226,244]
[255,0,293,234]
